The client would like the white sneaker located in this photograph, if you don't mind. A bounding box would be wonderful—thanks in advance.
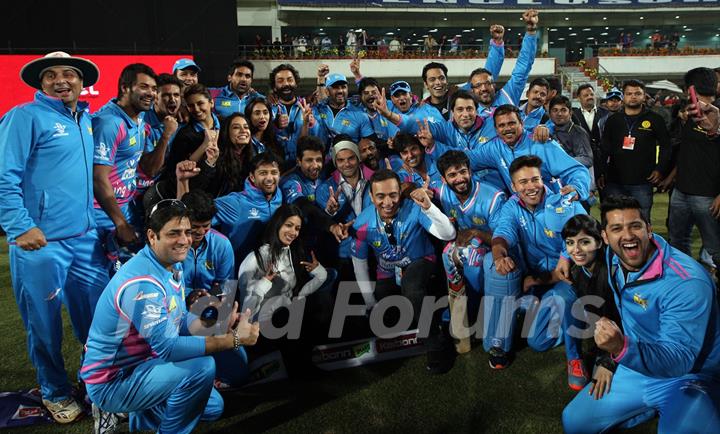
[92,403,122,434]
[42,397,83,424]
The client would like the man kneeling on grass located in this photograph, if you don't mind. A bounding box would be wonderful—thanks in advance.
[81,199,259,434]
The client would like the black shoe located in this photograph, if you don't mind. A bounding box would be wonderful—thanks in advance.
[425,326,456,375]
[488,346,511,370]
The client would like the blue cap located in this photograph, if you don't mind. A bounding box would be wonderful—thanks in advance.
[544,192,576,233]
[326,73,348,88]
[389,80,412,96]
[605,87,623,100]
[172,58,201,73]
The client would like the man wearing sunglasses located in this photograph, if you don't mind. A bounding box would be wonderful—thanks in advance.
[82,198,259,433]
[351,169,457,374]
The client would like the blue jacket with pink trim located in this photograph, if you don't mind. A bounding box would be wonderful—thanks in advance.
[0,92,95,243]
[607,234,720,378]
[81,245,205,385]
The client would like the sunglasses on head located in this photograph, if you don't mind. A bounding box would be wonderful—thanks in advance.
[149,199,187,219]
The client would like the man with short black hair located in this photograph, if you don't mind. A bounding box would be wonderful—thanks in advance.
[351,169,457,373]
[210,59,263,119]
[573,83,608,150]
[563,195,720,433]
[520,77,550,131]
[269,63,310,162]
[549,95,594,172]
[600,79,671,219]
[486,155,587,388]
[82,199,259,433]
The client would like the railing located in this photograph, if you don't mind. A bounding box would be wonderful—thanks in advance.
[237,43,550,60]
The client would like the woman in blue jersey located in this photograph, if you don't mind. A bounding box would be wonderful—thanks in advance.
[559,214,621,398]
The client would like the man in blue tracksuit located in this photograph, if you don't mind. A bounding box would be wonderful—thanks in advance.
[209,59,264,120]
[281,135,325,205]
[518,77,551,132]
[310,73,375,147]
[563,195,720,433]
[212,152,283,272]
[430,105,591,202]
[469,10,539,118]
[81,201,259,433]
[180,190,234,293]
[487,155,588,390]
[269,64,308,162]
[0,52,106,423]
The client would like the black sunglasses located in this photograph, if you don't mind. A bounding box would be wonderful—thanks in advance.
[149,199,187,218]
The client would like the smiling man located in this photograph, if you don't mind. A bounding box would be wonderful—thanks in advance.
[93,63,167,249]
[0,51,105,424]
[563,195,720,433]
[210,59,264,120]
[82,199,259,433]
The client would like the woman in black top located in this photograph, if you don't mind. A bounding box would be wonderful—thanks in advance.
[560,214,622,400]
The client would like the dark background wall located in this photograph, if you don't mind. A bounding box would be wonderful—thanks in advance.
[0,0,239,86]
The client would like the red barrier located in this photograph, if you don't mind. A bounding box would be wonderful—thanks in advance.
[0,54,191,116]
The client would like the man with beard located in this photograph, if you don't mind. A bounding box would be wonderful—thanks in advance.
[519,77,550,132]
[351,169,457,374]
[316,140,373,281]
[357,77,395,146]
[281,135,325,205]
[468,9,539,120]
[357,137,401,173]
[93,64,167,248]
[172,58,200,88]
[210,59,263,120]
[600,79,671,220]
[486,155,587,388]
[429,105,591,202]
[420,24,505,121]
[269,63,310,162]
[435,151,506,354]
[311,72,374,148]
[563,195,720,434]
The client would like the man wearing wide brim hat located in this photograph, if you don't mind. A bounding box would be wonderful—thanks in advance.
[0,51,106,424]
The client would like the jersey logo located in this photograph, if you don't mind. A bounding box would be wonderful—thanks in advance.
[249,208,261,219]
[129,136,137,146]
[472,216,485,226]
[88,127,93,135]
[168,296,178,312]
[134,291,159,301]
[641,120,651,129]
[341,119,351,126]
[205,260,214,270]
[632,293,648,310]
[380,119,387,127]
[320,114,327,119]
[53,123,68,138]
[543,228,554,238]
[373,240,382,247]
[97,142,110,160]
[141,304,162,321]
[307,194,315,202]
[478,136,489,143]
[222,101,232,107]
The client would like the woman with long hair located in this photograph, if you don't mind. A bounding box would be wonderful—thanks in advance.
[150,84,220,203]
[244,97,287,168]
[559,214,622,400]
[192,113,255,196]
[238,204,333,319]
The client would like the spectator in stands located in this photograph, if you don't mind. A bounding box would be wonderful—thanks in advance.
[172,58,200,88]
[321,35,332,54]
[424,35,438,55]
[345,29,357,56]
[600,79,671,219]
[0,51,104,424]
[667,67,720,280]
[210,59,263,119]
[389,36,402,54]
[449,35,460,54]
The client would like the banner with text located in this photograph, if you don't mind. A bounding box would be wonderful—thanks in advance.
[278,0,716,7]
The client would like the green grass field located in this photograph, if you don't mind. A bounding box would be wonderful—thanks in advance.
[0,193,700,433]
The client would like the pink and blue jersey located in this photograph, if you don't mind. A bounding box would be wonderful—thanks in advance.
[182,229,234,291]
[351,200,438,279]
[281,167,321,205]
[438,176,506,235]
[81,246,205,385]
[310,102,374,147]
[209,86,264,120]
[92,100,150,212]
